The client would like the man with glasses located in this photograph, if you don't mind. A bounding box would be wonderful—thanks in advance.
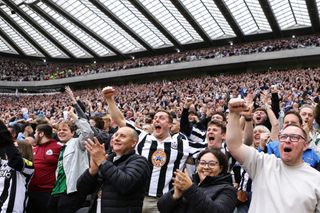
[261,110,320,168]
[227,98,320,213]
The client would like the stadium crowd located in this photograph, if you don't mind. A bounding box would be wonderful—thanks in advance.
[1,34,320,81]
[0,65,320,212]
[1,67,319,126]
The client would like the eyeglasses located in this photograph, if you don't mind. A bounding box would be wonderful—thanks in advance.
[198,160,219,168]
[278,134,306,143]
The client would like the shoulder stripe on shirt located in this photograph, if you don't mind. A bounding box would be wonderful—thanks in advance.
[137,134,148,155]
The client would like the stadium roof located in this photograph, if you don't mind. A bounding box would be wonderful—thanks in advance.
[0,0,319,62]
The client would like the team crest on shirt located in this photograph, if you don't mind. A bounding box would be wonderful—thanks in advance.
[151,150,167,167]
[46,149,53,155]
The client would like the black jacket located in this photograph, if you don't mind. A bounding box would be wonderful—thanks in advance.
[157,173,237,213]
[76,150,151,213]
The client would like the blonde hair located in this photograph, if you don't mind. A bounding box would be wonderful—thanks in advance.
[253,125,270,134]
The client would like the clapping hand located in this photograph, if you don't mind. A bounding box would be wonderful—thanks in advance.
[172,169,192,199]
[85,137,106,175]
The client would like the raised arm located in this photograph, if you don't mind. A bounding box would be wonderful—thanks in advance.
[226,98,252,165]
[261,91,280,140]
[241,98,254,146]
[270,85,280,119]
[180,98,193,136]
[68,107,94,151]
[243,117,253,146]
[102,86,126,127]
[65,86,88,120]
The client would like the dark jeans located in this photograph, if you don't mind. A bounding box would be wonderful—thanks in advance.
[27,191,51,213]
[48,191,86,213]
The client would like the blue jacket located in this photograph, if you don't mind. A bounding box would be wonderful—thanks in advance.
[264,140,320,168]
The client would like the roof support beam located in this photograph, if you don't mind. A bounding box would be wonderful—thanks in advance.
[3,0,74,58]
[89,0,154,52]
[305,0,320,32]
[258,0,282,37]
[170,0,212,45]
[0,27,25,55]
[287,0,298,25]
[45,0,124,58]
[212,0,244,39]
[128,0,181,50]
[30,4,99,58]
[0,8,50,57]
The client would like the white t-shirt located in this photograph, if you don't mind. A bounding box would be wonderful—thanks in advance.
[243,147,320,213]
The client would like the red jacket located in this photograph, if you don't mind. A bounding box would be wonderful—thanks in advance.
[29,140,61,192]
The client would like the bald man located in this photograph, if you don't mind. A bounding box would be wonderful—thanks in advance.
[77,127,151,213]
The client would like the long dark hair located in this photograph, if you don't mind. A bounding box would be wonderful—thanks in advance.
[196,148,228,175]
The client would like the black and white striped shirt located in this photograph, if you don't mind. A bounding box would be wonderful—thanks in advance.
[0,159,34,213]
[127,121,190,197]
[188,126,207,156]
[238,167,252,193]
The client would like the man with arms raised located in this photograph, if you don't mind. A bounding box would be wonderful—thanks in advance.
[227,98,320,213]
[102,86,190,213]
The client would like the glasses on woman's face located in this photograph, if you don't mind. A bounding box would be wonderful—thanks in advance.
[198,160,219,168]
[278,134,306,143]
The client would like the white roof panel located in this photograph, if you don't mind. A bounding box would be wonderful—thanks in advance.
[223,0,271,34]
[0,35,17,53]
[0,15,42,56]
[268,0,311,29]
[1,5,66,57]
[99,0,172,48]
[52,0,145,53]
[181,0,235,39]
[139,0,203,44]
[20,4,93,58]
